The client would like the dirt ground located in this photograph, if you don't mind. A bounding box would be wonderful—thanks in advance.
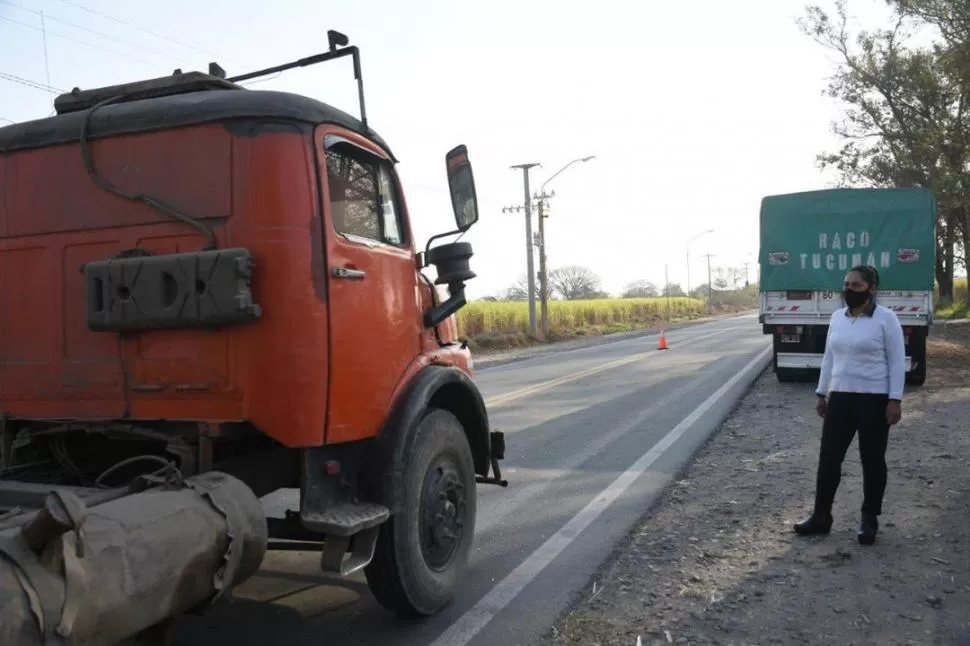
[540,323,970,646]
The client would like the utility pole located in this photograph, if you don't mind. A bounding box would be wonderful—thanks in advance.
[703,253,715,314]
[534,191,554,338]
[686,228,714,299]
[743,262,750,288]
[509,163,540,336]
[665,264,671,323]
[686,249,691,300]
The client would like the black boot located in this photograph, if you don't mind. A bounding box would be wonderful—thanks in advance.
[858,513,878,545]
[793,512,833,536]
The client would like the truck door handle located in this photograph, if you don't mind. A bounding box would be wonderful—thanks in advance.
[332,266,366,280]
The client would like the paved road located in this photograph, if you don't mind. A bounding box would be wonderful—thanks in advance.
[171,314,771,646]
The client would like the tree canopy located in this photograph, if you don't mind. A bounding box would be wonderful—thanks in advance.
[799,0,970,301]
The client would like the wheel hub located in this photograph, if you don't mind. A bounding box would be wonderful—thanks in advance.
[420,458,466,571]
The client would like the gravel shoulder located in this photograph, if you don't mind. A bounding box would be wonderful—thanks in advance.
[540,325,970,646]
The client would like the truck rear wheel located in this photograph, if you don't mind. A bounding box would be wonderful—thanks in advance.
[775,367,799,383]
[365,408,477,618]
[906,328,927,387]
[776,367,813,383]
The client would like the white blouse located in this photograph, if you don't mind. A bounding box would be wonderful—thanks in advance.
[816,303,907,401]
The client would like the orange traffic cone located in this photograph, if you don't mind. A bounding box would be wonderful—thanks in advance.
[657,329,668,350]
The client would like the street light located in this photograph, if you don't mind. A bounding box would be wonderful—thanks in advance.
[534,155,596,337]
[686,228,714,298]
[540,155,596,194]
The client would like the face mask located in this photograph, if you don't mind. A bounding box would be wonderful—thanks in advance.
[843,288,869,309]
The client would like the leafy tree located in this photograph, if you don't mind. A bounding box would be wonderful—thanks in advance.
[690,284,710,300]
[798,0,970,301]
[663,283,686,297]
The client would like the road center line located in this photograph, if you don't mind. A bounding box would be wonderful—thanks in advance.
[483,326,738,408]
[431,344,772,646]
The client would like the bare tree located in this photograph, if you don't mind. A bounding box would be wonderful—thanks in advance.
[549,265,603,300]
[622,279,660,298]
[502,275,539,301]
[713,267,746,290]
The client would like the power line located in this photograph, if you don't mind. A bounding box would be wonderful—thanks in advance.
[56,0,244,66]
[0,0,175,62]
[40,9,52,93]
[0,13,157,67]
[0,70,64,94]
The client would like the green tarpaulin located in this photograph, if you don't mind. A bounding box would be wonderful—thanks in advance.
[759,187,936,292]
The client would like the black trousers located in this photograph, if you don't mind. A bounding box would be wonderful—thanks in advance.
[813,391,891,517]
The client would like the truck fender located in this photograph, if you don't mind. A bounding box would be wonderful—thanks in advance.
[366,365,490,515]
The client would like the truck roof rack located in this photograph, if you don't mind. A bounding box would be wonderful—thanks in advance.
[54,30,369,128]
[53,69,242,115]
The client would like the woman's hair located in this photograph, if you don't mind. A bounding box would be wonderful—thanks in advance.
[850,264,880,289]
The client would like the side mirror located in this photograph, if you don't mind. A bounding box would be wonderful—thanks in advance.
[445,145,480,232]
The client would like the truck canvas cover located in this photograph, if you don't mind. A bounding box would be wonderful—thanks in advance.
[759,187,936,292]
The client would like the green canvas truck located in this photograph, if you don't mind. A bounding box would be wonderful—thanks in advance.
[758,187,937,384]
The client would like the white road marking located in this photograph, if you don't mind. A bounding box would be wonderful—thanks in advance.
[431,344,772,646]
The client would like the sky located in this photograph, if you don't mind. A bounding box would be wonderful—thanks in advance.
[0,0,902,299]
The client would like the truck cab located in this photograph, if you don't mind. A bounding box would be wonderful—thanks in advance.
[0,32,507,643]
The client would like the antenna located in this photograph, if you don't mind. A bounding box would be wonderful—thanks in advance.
[225,30,368,129]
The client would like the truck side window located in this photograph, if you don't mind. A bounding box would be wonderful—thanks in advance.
[325,140,404,246]
[378,165,403,245]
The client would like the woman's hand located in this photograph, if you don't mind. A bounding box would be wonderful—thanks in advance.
[816,395,827,418]
[886,400,902,426]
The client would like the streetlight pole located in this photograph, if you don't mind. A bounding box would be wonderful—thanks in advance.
[703,253,716,313]
[686,228,714,298]
[534,156,595,337]
[509,163,541,336]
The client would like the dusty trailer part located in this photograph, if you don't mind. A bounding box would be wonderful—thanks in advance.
[0,471,268,646]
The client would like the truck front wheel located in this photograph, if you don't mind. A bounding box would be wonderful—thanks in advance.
[365,408,477,618]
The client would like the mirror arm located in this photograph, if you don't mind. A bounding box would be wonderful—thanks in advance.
[423,283,467,328]
[423,229,462,264]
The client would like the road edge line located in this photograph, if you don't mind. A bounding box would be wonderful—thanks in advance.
[431,343,773,646]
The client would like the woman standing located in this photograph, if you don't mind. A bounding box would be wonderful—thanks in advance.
[793,265,906,545]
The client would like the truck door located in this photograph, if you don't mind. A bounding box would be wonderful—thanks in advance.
[317,129,422,445]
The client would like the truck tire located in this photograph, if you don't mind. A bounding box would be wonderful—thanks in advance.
[365,408,477,618]
[775,368,799,383]
[906,329,927,387]
[776,367,815,383]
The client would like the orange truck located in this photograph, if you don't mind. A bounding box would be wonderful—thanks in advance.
[0,31,506,645]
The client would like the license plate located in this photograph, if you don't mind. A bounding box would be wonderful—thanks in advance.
[780,334,801,344]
